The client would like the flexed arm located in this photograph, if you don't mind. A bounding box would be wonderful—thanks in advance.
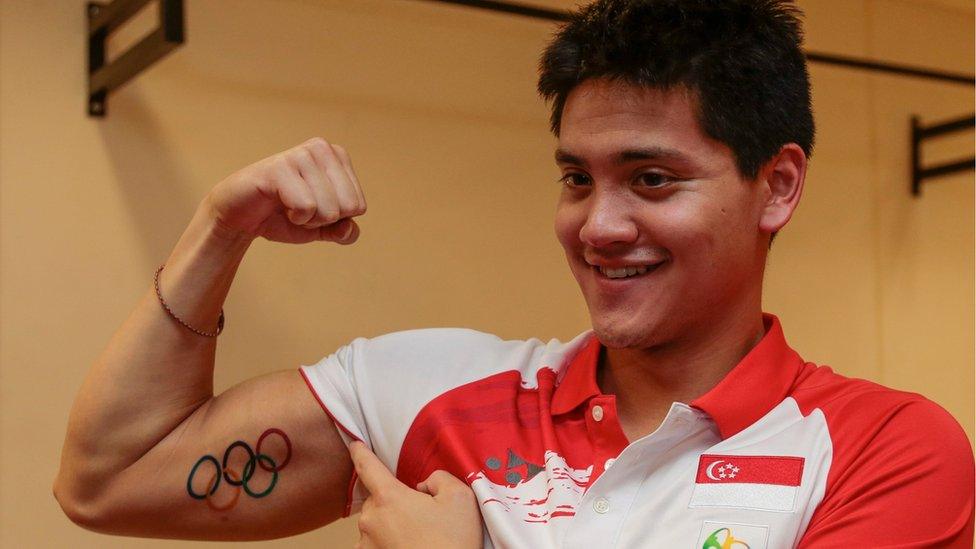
[54,138,367,540]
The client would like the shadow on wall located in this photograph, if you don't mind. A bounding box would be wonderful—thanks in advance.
[88,86,338,384]
[95,89,198,265]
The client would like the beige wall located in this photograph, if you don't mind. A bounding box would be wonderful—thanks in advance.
[1,0,972,547]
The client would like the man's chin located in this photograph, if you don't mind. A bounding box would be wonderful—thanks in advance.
[590,315,657,349]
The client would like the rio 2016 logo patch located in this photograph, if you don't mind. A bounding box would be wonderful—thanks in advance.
[697,522,769,549]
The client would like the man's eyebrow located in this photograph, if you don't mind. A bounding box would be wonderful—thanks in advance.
[554,146,693,167]
[617,147,692,164]
[554,149,587,166]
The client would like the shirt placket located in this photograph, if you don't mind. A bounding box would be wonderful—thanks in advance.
[557,396,635,549]
[583,395,630,487]
[563,403,704,548]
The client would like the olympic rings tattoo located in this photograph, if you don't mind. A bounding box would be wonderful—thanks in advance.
[222,441,254,486]
[186,428,292,511]
[206,467,242,512]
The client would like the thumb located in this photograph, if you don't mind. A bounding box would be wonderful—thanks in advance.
[318,218,359,244]
[416,470,465,497]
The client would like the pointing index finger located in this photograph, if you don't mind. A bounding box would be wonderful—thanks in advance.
[349,441,399,496]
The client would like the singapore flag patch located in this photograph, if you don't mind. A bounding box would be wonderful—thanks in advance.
[688,454,804,512]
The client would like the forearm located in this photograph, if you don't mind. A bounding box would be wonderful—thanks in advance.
[56,195,253,503]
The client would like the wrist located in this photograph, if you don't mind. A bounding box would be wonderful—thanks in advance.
[198,194,255,248]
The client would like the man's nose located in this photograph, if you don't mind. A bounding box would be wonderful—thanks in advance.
[578,190,639,247]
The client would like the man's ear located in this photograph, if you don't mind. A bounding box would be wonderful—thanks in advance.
[758,143,807,233]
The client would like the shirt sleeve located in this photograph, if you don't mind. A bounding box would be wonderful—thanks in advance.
[797,398,975,548]
[297,327,524,516]
[299,336,373,516]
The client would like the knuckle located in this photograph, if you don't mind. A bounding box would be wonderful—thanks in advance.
[332,143,350,161]
[306,138,338,162]
[291,147,314,169]
[338,202,360,218]
[304,136,330,150]
[319,209,341,223]
[295,197,317,213]
[273,154,295,173]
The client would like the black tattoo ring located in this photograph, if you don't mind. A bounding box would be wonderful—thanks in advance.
[221,440,255,486]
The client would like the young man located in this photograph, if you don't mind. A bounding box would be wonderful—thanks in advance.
[55,0,973,547]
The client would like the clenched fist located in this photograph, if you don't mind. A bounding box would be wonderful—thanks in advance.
[206,137,367,244]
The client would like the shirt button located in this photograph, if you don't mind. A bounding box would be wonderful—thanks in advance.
[593,497,611,514]
[592,405,605,422]
[604,458,616,470]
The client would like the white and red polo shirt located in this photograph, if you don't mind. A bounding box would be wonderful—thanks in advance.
[299,314,975,548]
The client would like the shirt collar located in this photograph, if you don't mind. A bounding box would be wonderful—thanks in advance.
[549,313,805,440]
[550,332,602,415]
[690,314,805,439]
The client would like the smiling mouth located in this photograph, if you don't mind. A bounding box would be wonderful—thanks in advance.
[592,262,666,279]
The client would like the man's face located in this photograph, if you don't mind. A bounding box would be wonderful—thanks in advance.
[553,79,769,349]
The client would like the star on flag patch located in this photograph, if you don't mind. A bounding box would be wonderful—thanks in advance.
[689,454,805,512]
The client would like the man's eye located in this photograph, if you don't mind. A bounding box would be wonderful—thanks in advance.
[635,173,675,188]
[559,173,591,186]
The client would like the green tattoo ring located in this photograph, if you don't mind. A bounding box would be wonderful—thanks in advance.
[187,455,221,499]
[241,454,278,498]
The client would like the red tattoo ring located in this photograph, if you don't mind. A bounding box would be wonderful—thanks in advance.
[256,428,292,472]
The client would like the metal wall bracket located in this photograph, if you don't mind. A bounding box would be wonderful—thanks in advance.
[911,115,975,196]
[87,0,184,117]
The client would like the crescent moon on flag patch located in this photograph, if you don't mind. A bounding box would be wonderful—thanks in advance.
[705,460,726,481]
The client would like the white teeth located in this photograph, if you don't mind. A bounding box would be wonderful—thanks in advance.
[599,265,652,278]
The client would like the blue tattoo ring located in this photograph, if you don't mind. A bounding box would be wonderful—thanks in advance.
[241,454,278,498]
[222,440,255,486]
[187,455,221,499]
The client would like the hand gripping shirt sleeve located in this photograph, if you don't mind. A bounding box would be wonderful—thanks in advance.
[298,328,554,516]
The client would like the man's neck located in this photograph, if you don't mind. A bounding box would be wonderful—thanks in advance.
[596,304,766,442]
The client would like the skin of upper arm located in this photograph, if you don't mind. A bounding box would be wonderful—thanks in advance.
[76,369,354,541]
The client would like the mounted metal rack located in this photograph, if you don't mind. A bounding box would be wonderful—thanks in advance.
[87,0,184,117]
[911,115,976,196]
[85,0,976,196]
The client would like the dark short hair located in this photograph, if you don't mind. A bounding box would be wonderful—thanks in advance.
[538,0,815,179]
